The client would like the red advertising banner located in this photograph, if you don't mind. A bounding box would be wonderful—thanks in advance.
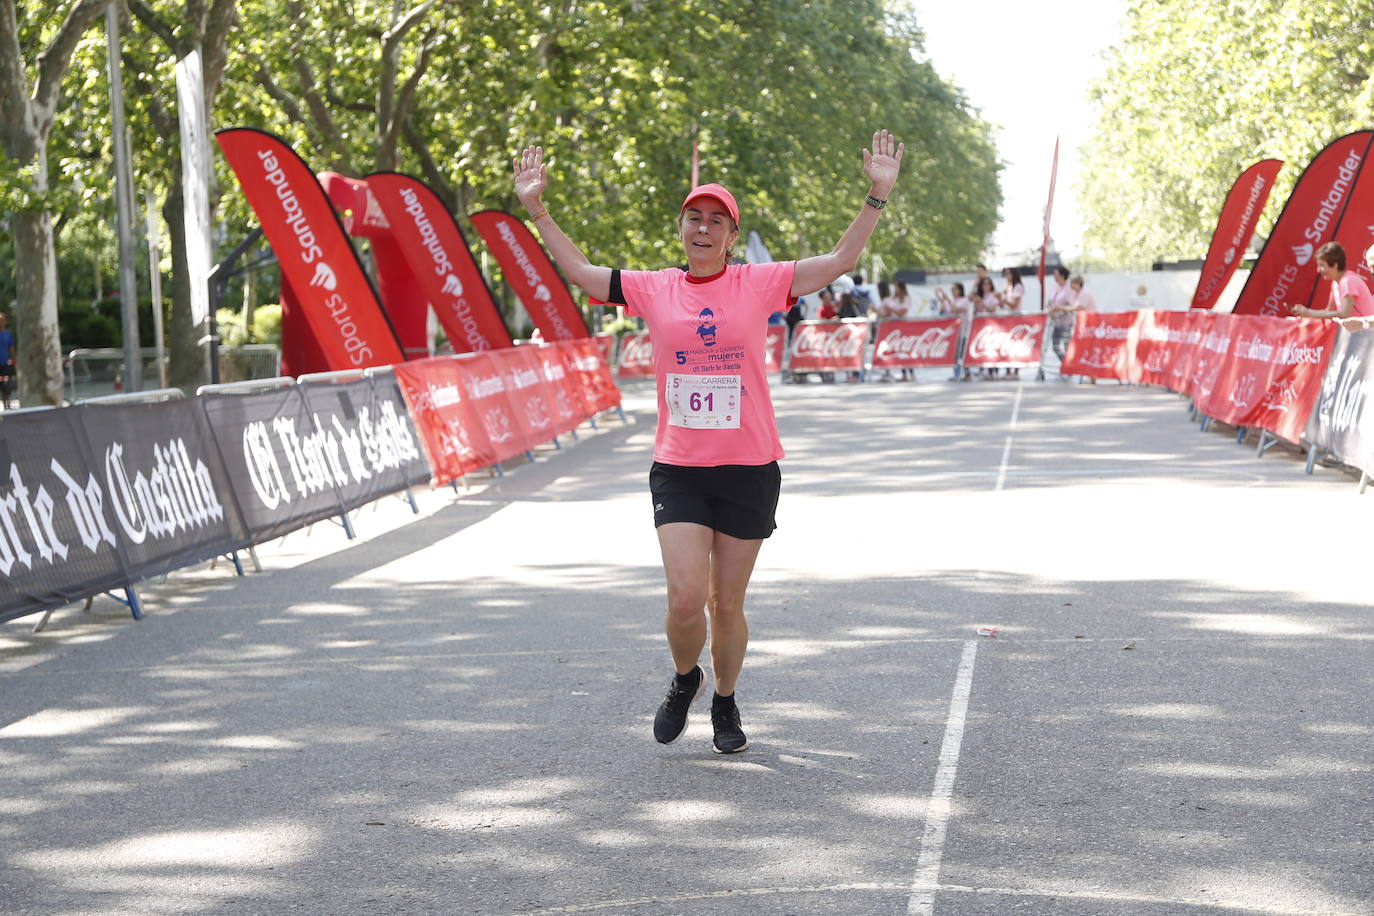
[594,333,615,368]
[1193,315,1337,442]
[871,318,961,368]
[617,331,654,378]
[1191,159,1283,309]
[468,210,590,341]
[529,343,586,436]
[1059,311,1139,380]
[567,337,622,414]
[765,325,786,373]
[788,320,869,371]
[1232,131,1374,316]
[215,128,405,370]
[367,173,514,353]
[393,356,497,485]
[318,170,430,358]
[963,315,1047,368]
[1134,310,1197,389]
[1184,312,1235,402]
[1309,149,1374,311]
[453,352,540,466]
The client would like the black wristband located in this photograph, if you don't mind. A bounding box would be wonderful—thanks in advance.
[865,194,887,211]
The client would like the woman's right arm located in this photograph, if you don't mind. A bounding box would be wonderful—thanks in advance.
[513,146,613,302]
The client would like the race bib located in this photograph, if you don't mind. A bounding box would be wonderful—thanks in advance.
[666,373,741,429]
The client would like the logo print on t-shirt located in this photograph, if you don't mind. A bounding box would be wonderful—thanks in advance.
[695,307,725,346]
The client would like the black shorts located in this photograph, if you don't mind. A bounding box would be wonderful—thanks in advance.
[649,461,781,540]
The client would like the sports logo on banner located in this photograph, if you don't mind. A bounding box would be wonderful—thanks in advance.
[1194,315,1335,442]
[1232,131,1374,317]
[871,318,960,368]
[963,315,1047,368]
[617,332,654,378]
[1060,312,1139,380]
[367,173,515,354]
[1191,159,1283,310]
[788,320,869,371]
[468,210,590,342]
[216,128,406,369]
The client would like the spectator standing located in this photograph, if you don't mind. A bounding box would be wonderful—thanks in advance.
[1000,267,1026,377]
[1046,266,1077,373]
[1291,242,1374,324]
[1338,243,1374,331]
[880,281,915,379]
[0,313,13,408]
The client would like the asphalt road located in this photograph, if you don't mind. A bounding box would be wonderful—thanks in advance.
[2,377,1370,916]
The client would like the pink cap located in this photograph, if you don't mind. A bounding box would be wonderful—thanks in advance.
[680,183,739,225]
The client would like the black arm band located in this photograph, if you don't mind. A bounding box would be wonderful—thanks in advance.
[606,269,627,305]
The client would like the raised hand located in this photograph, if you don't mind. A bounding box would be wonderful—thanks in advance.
[513,146,548,207]
[862,130,904,196]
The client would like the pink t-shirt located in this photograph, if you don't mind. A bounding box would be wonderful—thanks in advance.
[621,262,796,467]
[1331,272,1374,317]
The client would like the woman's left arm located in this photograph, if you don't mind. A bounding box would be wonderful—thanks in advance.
[791,130,904,298]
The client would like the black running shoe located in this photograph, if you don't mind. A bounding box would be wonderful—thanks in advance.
[711,701,748,754]
[653,666,705,744]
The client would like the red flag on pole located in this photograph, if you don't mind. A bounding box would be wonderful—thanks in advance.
[1189,159,1283,309]
[1038,137,1060,312]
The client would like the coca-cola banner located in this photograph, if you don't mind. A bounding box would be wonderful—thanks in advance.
[765,325,787,373]
[617,332,654,378]
[1191,159,1283,310]
[1193,315,1336,443]
[963,315,1047,368]
[871,318,960,368]
[215,128,406,369]
[1059,312,1140,381]
[1232,131,1374,317]
[0,400,244,624]
[1305,329,1374,472]
[468,210,590,341]
[367,172,514,353]
[788,319,870,371]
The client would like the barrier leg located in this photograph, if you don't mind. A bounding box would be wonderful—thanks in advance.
[570,428,579,441]
[340,513,356,540]
[615,405,627,423]
[1255,431,1271,457]
[589,416,598,430]
[1200,416,1211,432]
[1306,445,1321,474]
[229,552,245,577]
[1360,471,1370,494]
[248,546,263,573]
[405,490,419,514]
[1235,426,1246,443]
[525,450,536,462]
[32,607,56,633]
[551,436,562,450]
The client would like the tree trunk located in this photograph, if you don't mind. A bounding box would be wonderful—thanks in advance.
[163,184,207,391]
[11,207,65,406]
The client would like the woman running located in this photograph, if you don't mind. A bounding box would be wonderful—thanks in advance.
[512,131,904,753]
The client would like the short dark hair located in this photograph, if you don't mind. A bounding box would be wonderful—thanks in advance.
[952,282,965,296]
[1054,266,1070,281]
[1317,241,1346,271]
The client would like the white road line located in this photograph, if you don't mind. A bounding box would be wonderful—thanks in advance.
[994,382,1025,491]
[907,639,979,916]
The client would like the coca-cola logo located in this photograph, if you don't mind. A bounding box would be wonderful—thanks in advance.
[968,322,1039,361]
[619,334,653,365]
[792,324,866,358]
[876,325,955,361]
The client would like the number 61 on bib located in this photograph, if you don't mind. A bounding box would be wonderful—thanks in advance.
[666,373,741,429]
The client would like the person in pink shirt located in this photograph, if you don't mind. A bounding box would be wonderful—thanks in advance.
[1338,243,1374,331]
[512,130,904,754]
[1290,242,1374,323]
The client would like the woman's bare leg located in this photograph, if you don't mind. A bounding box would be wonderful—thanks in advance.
[706,530,765,696]
[656,522,714,674]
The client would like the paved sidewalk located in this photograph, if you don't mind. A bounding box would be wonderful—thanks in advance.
[2,380,1371,915]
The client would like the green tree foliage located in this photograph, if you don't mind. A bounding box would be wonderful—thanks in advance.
[224,0,999,273]
[1079,0,1374,268]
